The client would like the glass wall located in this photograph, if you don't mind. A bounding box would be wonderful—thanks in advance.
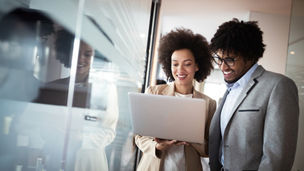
[0,0,151,170]
[286,0,304,170]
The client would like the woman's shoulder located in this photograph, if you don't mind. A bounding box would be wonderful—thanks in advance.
[194,89,215,102]
[145,84,171,95]
[194,91,217,113]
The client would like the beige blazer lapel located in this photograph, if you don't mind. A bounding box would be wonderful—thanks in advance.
[160,82,200,97]
[193,89,203,98]
[160,83,175,96]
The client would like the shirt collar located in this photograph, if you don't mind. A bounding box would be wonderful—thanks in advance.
[226,63,258,90]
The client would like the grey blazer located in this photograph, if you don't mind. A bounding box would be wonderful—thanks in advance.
[209,65,299,171]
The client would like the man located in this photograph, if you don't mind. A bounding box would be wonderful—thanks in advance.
[208,18,299,171]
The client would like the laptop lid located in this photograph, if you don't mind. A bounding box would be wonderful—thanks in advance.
[128,92,207,144]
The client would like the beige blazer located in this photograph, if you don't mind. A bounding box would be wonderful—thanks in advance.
[135,83,216,171]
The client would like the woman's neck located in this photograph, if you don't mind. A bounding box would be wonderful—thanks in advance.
[76,74,89,83]
[174,83,193,95]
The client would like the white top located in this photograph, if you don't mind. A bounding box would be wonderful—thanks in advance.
[163,92,192,171]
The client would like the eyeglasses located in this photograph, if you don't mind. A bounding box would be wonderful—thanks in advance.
[212,53,239,67]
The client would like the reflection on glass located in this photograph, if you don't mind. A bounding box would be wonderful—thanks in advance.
[286,0,304,170]
[73,84,118,171]
[33,27,119,171]
[0,8,57,171]
[35,29,94,108]
[0,0,152,170]
[0,8,54,101]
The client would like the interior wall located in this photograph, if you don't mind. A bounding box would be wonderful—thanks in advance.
[160,13,250,42]
[250,11,290,74]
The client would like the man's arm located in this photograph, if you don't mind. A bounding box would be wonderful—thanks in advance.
[259,77,299,171]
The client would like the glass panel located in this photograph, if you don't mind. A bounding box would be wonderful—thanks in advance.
[286,0,304,170]
[0,4,71,171]
[0,1,151,171]
[68,1,151,170]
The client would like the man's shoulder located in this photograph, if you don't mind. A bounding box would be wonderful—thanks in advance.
[260,69,294,84]
[252,65,292,83]
[252,68,297,94]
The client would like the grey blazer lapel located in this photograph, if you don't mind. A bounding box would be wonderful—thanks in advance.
[210,90,230,134]
[209,90,229,165]
[223,66,265,136]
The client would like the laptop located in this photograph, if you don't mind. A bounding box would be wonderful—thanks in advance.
[128,92,207,144]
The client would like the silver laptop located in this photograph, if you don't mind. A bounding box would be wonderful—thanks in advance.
[128,92,207,144]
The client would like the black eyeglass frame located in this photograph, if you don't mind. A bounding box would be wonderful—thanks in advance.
[212,53,239,67]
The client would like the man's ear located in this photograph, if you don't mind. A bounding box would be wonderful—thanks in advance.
[195,64,199,72]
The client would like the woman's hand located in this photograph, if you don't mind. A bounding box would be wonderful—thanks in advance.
[175,141,189,146]
[154,138,189,151]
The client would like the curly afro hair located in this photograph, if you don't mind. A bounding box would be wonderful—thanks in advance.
[210,18,265,63]
[158,28,213,82]
[0,8,55,40]
[55,29,74,67]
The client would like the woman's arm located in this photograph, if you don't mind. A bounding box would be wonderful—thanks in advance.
[135,135,161,158]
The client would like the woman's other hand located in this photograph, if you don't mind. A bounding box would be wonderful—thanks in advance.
[175,141,189,146]
[154,138,189,151]
[154,138,176,151]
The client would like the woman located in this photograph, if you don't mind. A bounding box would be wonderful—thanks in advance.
[35,29,94,108]
[135,28,216,171]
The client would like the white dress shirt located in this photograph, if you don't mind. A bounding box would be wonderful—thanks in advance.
[220,64,258,165]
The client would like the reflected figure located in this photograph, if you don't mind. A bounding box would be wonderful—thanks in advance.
[55,29,93,84]
[0,8,55,171]
[0,7,118,171]
[35,29,94,108]
[34,29,96,171]
[74,84,119,171]
[35,29,118,171]
[0,8,54,101]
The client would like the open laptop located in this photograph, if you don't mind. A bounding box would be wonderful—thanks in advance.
[128,92,207,144]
